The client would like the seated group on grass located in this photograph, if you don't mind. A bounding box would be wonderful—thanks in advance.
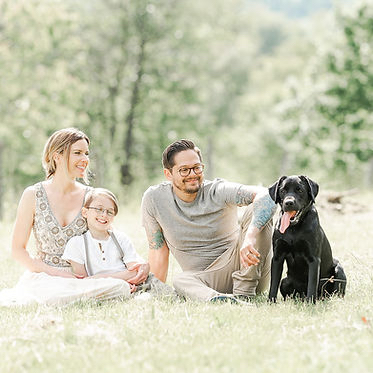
[0,128,276,306]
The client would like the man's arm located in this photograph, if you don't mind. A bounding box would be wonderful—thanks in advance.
[147,228,170,282]
[240,189,277,268]
[249,189,277,230]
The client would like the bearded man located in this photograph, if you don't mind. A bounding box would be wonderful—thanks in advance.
[141,139,276,302]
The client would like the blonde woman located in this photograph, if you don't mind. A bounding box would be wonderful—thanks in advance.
[0,128,147,305]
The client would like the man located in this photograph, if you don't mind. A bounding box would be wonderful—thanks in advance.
[141,139,276,302]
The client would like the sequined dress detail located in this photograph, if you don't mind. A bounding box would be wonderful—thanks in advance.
[33,182,87,267]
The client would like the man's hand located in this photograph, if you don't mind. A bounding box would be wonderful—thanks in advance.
[240,227,261,268]
[126,263,150,285]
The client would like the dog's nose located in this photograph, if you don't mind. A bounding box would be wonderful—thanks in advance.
[284,198,295,207]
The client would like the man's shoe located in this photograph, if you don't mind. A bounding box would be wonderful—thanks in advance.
[210,295,238,304]
[233,294,254,303]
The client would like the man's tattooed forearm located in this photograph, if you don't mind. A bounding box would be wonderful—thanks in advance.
[250,192,277,229]
[235,190,256,206]
[150,229,165,250]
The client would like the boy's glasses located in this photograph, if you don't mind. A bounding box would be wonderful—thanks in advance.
[87,206,115,217]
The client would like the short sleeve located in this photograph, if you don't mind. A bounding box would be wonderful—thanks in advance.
[115,230,144,264]
[213,179,258,206]
[61,236,85,264]
[141,187,162,235]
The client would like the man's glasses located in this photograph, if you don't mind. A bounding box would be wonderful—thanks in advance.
[177,164,204,177]
[87,206,115,217]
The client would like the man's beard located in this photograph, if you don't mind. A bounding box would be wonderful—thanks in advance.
[184,185,200,194]
[174,176,202,194]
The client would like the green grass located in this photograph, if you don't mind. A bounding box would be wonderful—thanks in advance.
[0,192,372,373]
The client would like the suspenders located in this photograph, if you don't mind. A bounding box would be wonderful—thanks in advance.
[108,231,128,269]
[83,231,128,276]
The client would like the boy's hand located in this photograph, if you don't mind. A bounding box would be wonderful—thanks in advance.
[127,263,150,285]
[73,273,86,279]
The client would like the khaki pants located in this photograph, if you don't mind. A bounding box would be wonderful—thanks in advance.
[172,206,273,301]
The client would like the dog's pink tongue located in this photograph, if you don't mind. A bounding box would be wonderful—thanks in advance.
[280,211,297,233]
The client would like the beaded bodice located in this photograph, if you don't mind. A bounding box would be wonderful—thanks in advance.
[33,182,88,267]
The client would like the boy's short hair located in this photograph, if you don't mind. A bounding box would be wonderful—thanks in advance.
[162,139,202,169]
[84,188,119,216]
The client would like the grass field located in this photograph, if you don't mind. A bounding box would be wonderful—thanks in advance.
[0,191,372,373]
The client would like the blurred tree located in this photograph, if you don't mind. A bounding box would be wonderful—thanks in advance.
[316,2,373,183]
[256,1,373,187]
[1,0,368,220]
[0,0,89,217]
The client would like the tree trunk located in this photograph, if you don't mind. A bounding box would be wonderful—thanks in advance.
[120,38,146,185]
[109,50,126,144]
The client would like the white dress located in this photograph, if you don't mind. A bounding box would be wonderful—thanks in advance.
[0,182,130,306]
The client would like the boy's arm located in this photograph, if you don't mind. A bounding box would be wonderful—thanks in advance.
[68,260,88,278]
[89,269,137,281]
[125,261,150,284]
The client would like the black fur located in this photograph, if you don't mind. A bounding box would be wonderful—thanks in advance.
[268,175,347,303]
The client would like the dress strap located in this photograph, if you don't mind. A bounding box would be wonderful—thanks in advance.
[108,231,128,269]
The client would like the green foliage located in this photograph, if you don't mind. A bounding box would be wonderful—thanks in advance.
[316,2,373,165]
[0,0,371,214]
[255,1,373,187]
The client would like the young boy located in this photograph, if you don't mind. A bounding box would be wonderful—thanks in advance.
[62,188,149,292]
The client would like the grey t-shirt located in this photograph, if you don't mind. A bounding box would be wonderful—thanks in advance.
[142,178,260,272]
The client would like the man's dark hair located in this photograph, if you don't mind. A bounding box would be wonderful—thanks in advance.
[162,139,203,169]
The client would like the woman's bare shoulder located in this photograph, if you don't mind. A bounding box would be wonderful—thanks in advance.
[19,184,39,204]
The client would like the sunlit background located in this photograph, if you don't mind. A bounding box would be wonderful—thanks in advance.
[0,0,371,220]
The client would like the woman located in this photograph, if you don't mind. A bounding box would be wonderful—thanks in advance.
[0,128,149,306]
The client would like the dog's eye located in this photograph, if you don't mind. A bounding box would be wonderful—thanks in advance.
[296,187,303,193]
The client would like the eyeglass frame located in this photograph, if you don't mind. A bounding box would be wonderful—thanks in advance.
[86,206,116,217]
[173,163,205,177]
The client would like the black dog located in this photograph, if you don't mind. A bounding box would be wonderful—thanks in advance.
[268,175,346,303]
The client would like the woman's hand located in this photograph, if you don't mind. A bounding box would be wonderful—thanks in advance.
[126,262,150,285]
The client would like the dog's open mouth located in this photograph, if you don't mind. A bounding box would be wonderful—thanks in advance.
[280,210,297,233]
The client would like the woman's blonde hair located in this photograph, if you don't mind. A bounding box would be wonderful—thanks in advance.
[42,128,90,182]
[83,188,119,216]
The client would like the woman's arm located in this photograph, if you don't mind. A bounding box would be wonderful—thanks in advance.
[11,187,75,278]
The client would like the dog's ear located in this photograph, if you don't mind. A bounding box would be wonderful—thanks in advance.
[300,175,319,202]
[268,176,287,204]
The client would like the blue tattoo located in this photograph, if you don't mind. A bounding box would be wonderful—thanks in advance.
[250,191,277,229]
[150,229,165,250]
